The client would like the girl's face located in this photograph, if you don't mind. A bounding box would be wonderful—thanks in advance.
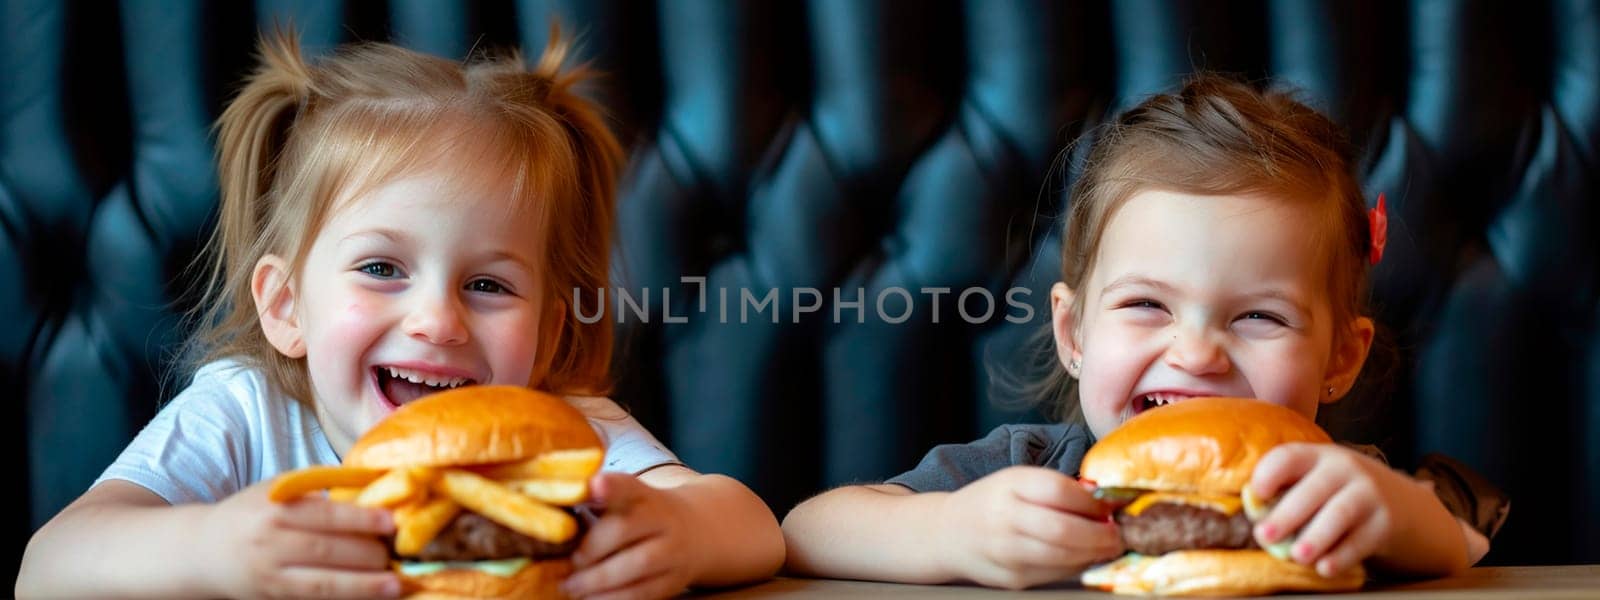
[255,171,545,455]
[1052,190,1372,439]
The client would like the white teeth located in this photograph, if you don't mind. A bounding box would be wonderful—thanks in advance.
[384,366,469,389]
[1139,393,1192,409]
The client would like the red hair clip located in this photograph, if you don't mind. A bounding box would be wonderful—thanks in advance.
[1369,193,1388,265]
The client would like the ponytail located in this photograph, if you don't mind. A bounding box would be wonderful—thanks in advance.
[188,29,317,402]
[516,29,624,396]
[211,28,312,284]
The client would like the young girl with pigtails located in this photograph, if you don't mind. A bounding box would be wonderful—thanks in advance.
[18,30,782,600]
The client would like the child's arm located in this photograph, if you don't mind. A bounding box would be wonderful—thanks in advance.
[782,466,1124,589]
[781,483,956,583]
[561,465,784,599]
[17,479,399,599]
[19,481,214,598]
[1249,443,1472,579]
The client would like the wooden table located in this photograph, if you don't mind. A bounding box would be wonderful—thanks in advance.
[695,566,1600,599]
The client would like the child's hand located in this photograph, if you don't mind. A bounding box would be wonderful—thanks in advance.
[935,466,1124,589]
[202,481,400,599]
[564,473,696,600]
[1249,443,1439,578]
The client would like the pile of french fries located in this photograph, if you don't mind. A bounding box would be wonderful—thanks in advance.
[269,448,604,554]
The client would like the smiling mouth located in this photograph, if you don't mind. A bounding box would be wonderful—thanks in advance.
[374,366,477,408]
[1134,392,1199,414]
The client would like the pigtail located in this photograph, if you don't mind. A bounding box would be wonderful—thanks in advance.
[212,28,313,280]
[514,28,624,396]
[187,28,315,389]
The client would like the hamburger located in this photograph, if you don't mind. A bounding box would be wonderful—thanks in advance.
[271,385,604,599]
[1078,397,1365,596]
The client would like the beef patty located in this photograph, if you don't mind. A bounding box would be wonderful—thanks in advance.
[407,511,583,562]
[1115,501,1257,555]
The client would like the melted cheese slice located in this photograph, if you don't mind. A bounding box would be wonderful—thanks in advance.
[1123,492,1242,517]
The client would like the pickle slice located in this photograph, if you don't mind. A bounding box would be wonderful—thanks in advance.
[1241,486,1295,561]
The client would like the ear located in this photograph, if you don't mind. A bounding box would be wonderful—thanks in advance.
[1050,282,1082,377]
[1322,316,1375,404]
[252,254,306,358]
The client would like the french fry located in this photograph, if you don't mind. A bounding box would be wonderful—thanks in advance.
[327,487,363,503]
[506,478,589,506]
[479,448,604,481]
[435,469,577,543]
[268,466,385,502]
[393,497,461,556]
[355,467,424,508]
[407,466,440,485]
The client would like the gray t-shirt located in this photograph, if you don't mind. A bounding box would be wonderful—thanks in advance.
[885,423,1095,492]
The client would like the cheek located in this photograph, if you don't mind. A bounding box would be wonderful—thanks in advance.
[1079,323,1150,387]
[1078,370,1132,431]
[332,291,389,327]
[304,291,390,352]
[482,312,542,381]
[1075,328,1151,435]
[1239,351,1322,413]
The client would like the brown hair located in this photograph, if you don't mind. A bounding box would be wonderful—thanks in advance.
[1042,73,1374,421]
[189,28,621,405]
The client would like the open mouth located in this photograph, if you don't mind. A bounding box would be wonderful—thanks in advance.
[374,366,477,408]
[1133,392,1198,414]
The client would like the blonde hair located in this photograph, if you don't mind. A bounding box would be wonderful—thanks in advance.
[190,28,622,405]
[1042,73,1373,420]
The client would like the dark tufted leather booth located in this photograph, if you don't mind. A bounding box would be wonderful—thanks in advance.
[5,0,1597,586]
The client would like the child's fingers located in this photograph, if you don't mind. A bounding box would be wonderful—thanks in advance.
[990,534,1069,568]
[571,508,664,569]
[273,567,401,599]
[966,546,1085,591]
[1008,503,1123,556]
[563,536,676,599]
[276,497,395,535]
[994,531,1117,572]
[1249,443,1320,502]
[587,472,647,511]
[1252,466,1343,545]
[1284,486,1377,567]
[277,530,395,570]
[1008,469,1109,519]
[572,569,682,600]
[1314,511,1387,578]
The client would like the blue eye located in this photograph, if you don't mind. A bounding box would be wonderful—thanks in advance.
[468,279,507,294]
[358,262,399,278]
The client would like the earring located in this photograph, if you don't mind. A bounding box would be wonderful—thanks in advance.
[1069,359,1081,376]
[1327,386,1337,397]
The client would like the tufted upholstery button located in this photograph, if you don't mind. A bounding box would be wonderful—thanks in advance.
[4,1,1598,578]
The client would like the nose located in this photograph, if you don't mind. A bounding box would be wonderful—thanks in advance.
[402,289,469,346]
[1164,325,1230,376]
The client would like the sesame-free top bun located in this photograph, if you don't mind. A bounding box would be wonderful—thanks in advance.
[1080,397,1331,496]
[344,385,601,469]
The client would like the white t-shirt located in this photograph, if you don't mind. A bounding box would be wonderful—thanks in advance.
[96,360,682,505]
